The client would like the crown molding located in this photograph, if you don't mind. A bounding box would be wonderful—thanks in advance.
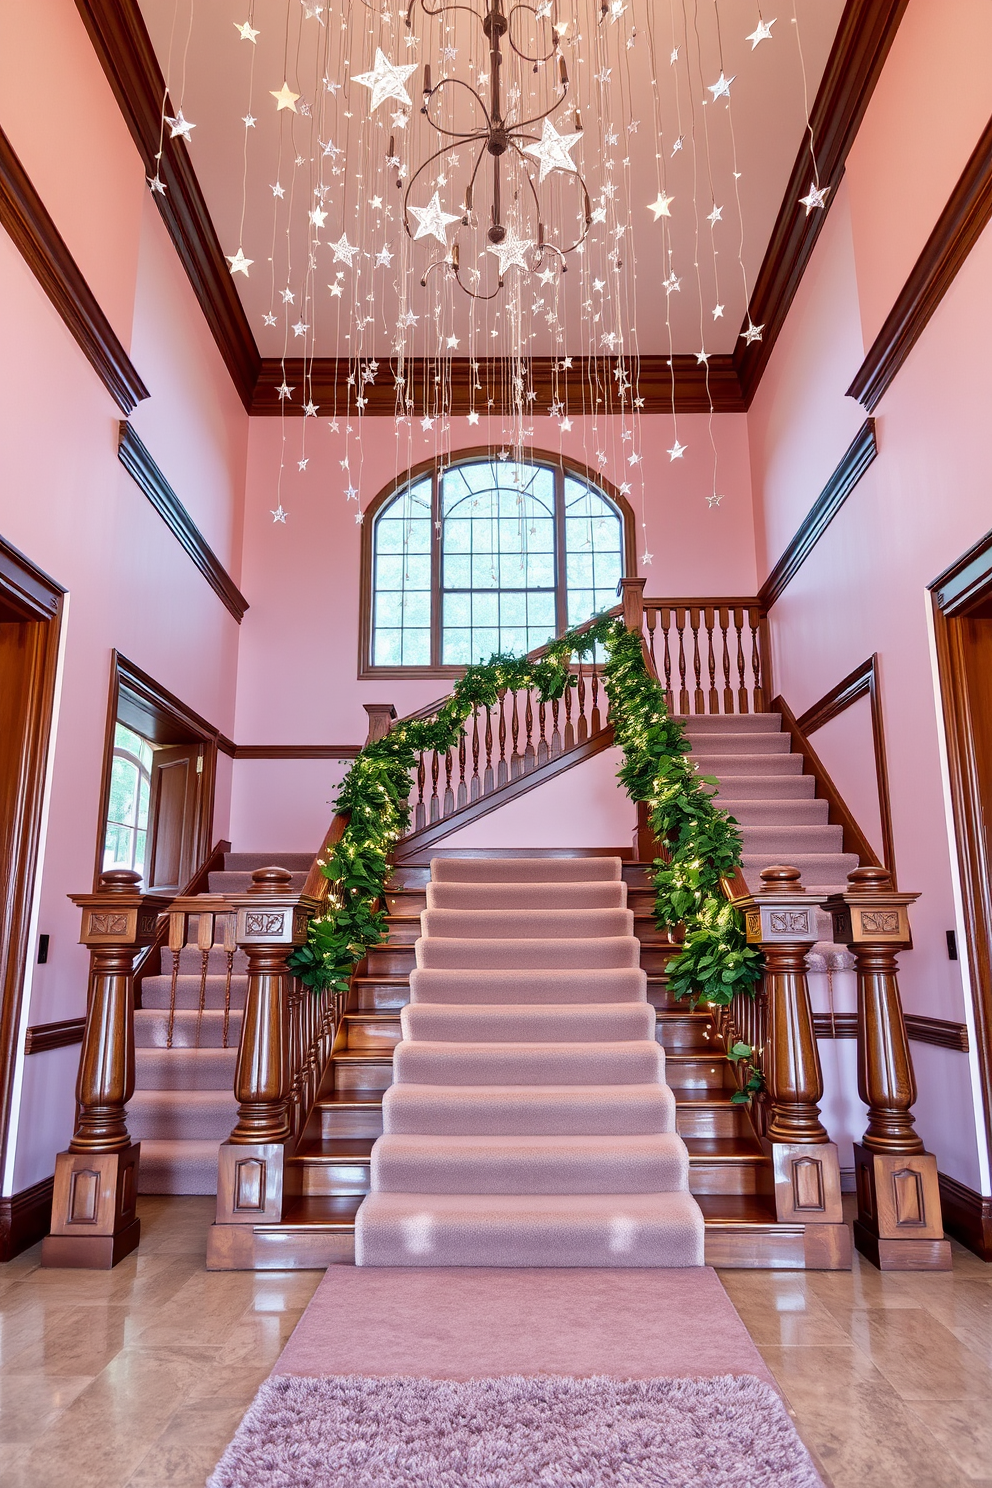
[251,354,745,416]
[848,113,992,412]
[0,125,148,414]
[117,423,249,622]
[734,0,910,405]
[74,0,259,409]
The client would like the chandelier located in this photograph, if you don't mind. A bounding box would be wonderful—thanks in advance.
[399,0,593,298]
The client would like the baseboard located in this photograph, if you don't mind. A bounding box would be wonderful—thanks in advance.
[840,1167,856,1193]
[0,1174,54,1262]
[938,1171,992,1261]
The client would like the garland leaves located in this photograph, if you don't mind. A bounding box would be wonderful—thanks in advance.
[289,616,760,1008]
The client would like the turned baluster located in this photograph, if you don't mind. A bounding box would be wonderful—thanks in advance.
[443,747,455,815]
[825,867,951,1270]
[537,698,549,765]
[43,870,170,1269]
[720,608,734,714]
[676,610,689,714]
[456,730,468,809]
[732,865,847,1253]
[523,691,536,771]
[563,676,575,750]
[550,696,562,757]
[734,608,749,714]
[484,705,495,793]
[590,669,602,733]
[577,664,588,742]
[430,749,440,821]
[415,754,427,830]
[510,690,522,777]
[209,868,318,1263]
[705,607,718,713]
[497,692,508,786]
[661,607,673,706]
[690,609,704,714]
[470,709,481,800]
[750,608,766,712]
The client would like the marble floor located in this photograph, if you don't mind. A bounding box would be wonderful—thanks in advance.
[0,1197,989,1488]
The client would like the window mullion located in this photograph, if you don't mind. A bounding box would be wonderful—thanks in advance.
[431,464,442,668]
[554,463,568,636]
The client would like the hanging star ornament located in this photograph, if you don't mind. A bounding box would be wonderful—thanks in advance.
[707,494,724,507]
[227,247,253,276]
[165,110,195,140]
[329,233,360,266]
[351,49,418,112]
[746,18,775,48]
[707,72,735,101]
[799,182,829,215]
[234,20,259,42]
[741,321,764,344]
[271,505,288,523]
[648,190,674,220]
[522,118,583,183]
[487,225,534,276]
[667,440,687,460]
[147,173,166,195]
[270,82,300,112]
[408,191,461,245]
[466,410,480,425]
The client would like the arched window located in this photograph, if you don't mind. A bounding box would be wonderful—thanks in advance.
[362,453,633,674]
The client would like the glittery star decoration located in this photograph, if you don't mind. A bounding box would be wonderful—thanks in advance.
[330,233,360,266]
[227,248,253,276]
[446,334,460,349]
[408,190,461,245]
[271,182,285,198]
[263,312,277,326]
[648,191,674,220]
[270,82,300,112]
[799,182,829,215]
[746,18,775,48]
[271,505,288,523]
[235,20,259,41]
[707,204,723,225]
[298,458,309,471]
[242,114,256,128]
[707,72,735,101]
[466,410,480,425]
[421,416,434,431]
[695,349,710,365]
[329,282,344,298]
[351,49,418,112]
[707,494,724,507]
[641,548,653,564]
[292,320,309,337]
[667,440,687,460]
[560,417,573,432]
[165,110,195,140]
[487,226,534,277]
[310,205,328,228]
[522,118,583,183]
[281,288,295,304]
[712,304,725,319]
[741,321,764,344]
[277,382,295,400]
[147,173,166,195]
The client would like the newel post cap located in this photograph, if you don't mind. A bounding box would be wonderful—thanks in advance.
[69,871,172,948]
[225,867,320,948]
[740,865,825,946]
[824,866,919,947]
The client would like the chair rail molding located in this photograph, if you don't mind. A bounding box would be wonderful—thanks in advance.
[24,1018,86,1055]
[117,423,248,623]
[0,125,148,415]
[848,113,992,412]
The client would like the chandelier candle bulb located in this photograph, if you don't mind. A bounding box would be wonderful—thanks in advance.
[423,64,432,97]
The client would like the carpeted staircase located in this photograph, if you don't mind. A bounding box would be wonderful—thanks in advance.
[355,856,705,1267]
[129,853,310,1194]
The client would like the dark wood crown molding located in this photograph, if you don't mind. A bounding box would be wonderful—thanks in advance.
[232,744,361,760]
[74,0,260,409]
[0,124,148,414]
[251,355,744,416]
[117,423,248,622]
[759,420,877,609]
[930,523,992,617]
[734,0,909,404]
[849,114,992,411]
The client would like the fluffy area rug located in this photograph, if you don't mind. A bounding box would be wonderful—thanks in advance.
[207,1372,821,1488]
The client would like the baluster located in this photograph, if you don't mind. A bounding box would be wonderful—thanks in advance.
[44,870,169,1268]
[430,749,440,822]
[470,708,481,801]
[590,668,602,734]
[733,866,848,1262]
[690,608,704,713]
[550,696,562,758]
[734,607,749,714]
[443,746,455,815]
[563,675,575,750]
[415,753,427,830]
[456,731,468,809]
[676,609,689,715]
[577,664,588,743]
[511,690,523,778]
[537,698,549,765]
[524,691,536,771]
[196,908,213,1049]
[826,868,951,1269]
[166,908,184,1049]
[222,912,237,1048]
[705,607,719,713]
[498,692,508,787]
[484,705,495,794]
[661,607,673,709]
[645,606,658,672]
[720,607,734,714]
[750,606,766,712]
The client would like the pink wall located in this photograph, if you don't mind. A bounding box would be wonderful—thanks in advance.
[0,2,250,1193]
[747,0,992,1192]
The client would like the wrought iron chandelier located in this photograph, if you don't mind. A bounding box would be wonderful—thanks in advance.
[398,0,593,298]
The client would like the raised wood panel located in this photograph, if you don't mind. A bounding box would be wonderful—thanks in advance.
[0,125,148,414]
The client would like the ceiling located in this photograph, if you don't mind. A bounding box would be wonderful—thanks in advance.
[136,0,845,365]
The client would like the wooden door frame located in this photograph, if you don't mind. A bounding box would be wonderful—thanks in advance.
[94,653,221,890]
[930,528,992,1163]
[0,537,65,1185]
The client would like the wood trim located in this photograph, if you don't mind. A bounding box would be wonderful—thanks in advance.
[117,423,248,622]
[848,115,992,412]
[771,694,882,872]
[0,540,65,1187]
[938,1171,992,1261]
[0,124,148,414]
[394,726,617,859]
[252,355,744,416]
[734,0,909,404]
[813,1013,858,1039]
[796,653,896,881]
[0,1174,54,1262]
[904,1015,970,1053]
[74,0,259,408]
[24,1018,86,1055]
[930,524,992,617]
[358,448,637,678]
[759,422,877,609]
[232,745,361,760]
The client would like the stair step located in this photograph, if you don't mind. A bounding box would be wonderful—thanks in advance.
[687,732,791,756]
[343,1013,402,1052]
[720,798,829,826]
[675,714,782,732]
[713,774,816,800]
[689,751,804,775]
[353,976,411,1010]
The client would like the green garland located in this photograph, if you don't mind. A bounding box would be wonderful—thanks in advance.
[288,616,761,1007]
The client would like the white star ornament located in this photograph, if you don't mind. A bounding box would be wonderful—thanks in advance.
[227,248,253,276]
[487,226,534,276]
[648,191,673,220]
[523,118,582,183]
[351,50,418,112]
[799,182,829,215]
[408,191,461,245]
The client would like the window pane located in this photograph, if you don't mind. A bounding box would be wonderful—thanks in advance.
[103,822,134,871]
[371,477,433,667]
[108,757,139,828]
[564,479,624,639]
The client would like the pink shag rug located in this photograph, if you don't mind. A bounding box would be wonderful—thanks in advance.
[207,1372,821,1488]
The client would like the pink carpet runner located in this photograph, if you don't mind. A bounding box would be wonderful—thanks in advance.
[356,856,704,1266]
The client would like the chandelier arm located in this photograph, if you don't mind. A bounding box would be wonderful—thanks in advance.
[506,3,558,64]
[424,77,493,135]
[400,141,470,234]
[508,142,593,254]
[513,78,569,134]
[507,142,546,228]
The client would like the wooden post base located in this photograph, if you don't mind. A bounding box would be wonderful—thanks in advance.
[853,1143,952,1270]
[42,1144,141,1269]
[765,1139,844,1225]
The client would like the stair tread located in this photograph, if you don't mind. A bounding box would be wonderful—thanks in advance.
[293,1137,376,1162]
[683,1137,766,1161]
[319,1090,385,1107]
[264,1196,364,1231]
[694,1194,781,1226]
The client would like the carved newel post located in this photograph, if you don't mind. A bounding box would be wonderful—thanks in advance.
[207,867,318,1269]
[826,867,951,1270]
[42,870,171,1269]
[740,866,849,1264]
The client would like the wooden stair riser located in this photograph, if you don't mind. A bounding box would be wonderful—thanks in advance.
[297,1159,371,1196]
[319,1103,384,1138]
[344,1014,402,1052]
[353,977,411,1010]
[666,1054,732,1092]
[333,1061,392,1094]
[688,1161,766,1196]
[675,1102,751,1139]
[655,1012,717,1051]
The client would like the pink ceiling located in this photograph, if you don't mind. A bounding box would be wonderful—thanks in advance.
[138,0,844,361]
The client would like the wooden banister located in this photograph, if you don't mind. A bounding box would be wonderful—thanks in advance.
[826,867,951,1269]
[42,870,171,1269]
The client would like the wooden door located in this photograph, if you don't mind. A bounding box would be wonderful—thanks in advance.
[146,745,201,891]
